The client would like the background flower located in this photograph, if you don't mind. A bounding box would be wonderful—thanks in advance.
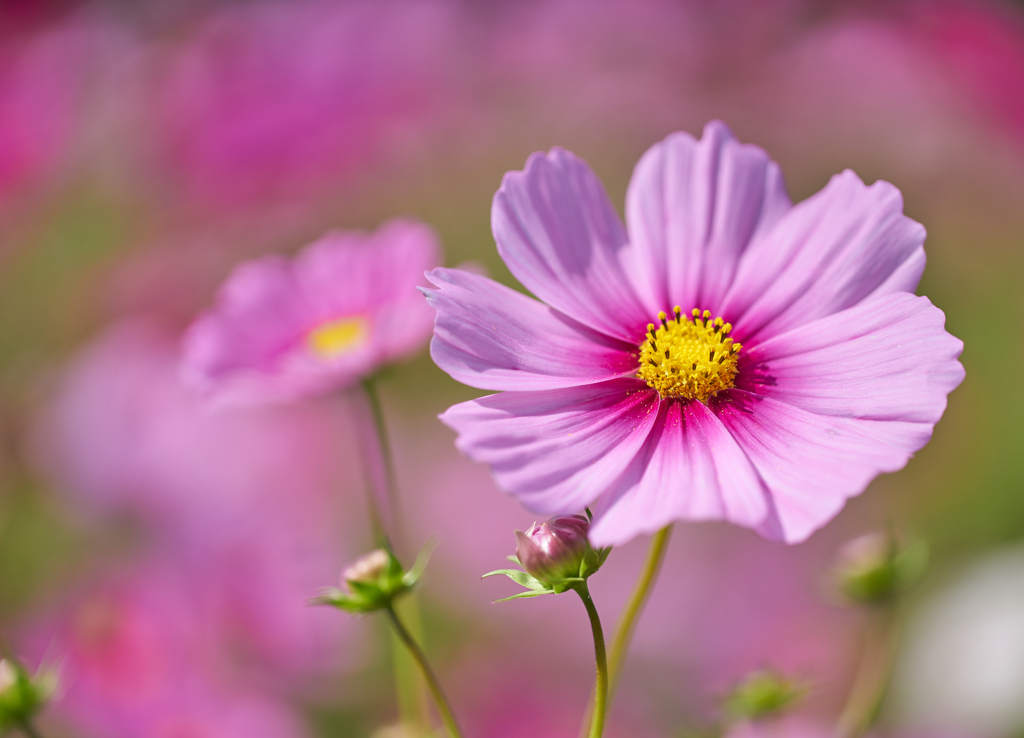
[0,0,1019,735]
[181,220,440,406]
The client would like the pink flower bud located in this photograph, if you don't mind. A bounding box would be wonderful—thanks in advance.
[342,549,390,587]
[515,514,593,584]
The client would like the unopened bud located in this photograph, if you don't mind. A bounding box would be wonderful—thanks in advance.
[830,531,927,606]
[314,541,435,615]
[0,658,56,729]
[343,548,390,587]
[515,514,596,585]
[723,670,804,722]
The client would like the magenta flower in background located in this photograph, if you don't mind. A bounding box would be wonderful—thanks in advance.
[23,565,307,738]
[0,27,80,205]
[182,219,440,406]
[153,0,455,211]
[32,320,360,677]
[427,120,965,547]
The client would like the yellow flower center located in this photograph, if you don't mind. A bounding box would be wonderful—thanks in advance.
[637,307,742,403]
[307,316,368,358]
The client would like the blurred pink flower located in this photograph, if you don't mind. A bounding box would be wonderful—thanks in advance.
[910,2,1024,143]
[182,220,440,406]
[428,120,964,547]
[152,0,457,211]
[0,26,81,206]
[26,565,307,738]
[32,320,362,677]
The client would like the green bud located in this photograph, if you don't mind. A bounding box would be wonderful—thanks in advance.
[830,531,928,606]
[0,659,56,730]
[312,541,435,614]
[723,670,804,722]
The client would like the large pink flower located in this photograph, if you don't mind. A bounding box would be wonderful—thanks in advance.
[182,219,440,405]
[426,121,964,547]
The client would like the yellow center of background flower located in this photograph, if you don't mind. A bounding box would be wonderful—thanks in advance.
[637,307,741,403]
[308,316,368,358]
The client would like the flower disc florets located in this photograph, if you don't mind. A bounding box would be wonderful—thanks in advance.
[637,307,741,403]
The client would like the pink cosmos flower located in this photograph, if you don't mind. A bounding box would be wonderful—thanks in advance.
[426,120,964,547]
[182,219,440,406]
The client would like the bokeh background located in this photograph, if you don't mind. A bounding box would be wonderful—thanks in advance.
[1,0,1023,735]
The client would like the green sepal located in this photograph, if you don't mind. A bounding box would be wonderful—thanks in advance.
[482,569,548,591]
[402,537,438,589]
[493,590,552,603]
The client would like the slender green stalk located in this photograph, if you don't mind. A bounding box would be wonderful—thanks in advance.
[578,525,672,738]
[835,608,900,738]
[385,605,464,738]
[362,378,402,540]
[608,525,672,694]
[16,720,43,738]
[352,378,429,731]
[352,378,397,548]
[576,582,609,738]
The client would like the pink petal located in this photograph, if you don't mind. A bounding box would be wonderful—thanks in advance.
[589,399,770,547]
[294,220,439,322]
[625,121,792,316]
[741,292,965,422]
[492,148,650,343]
[182,256,306,388]
[721,170,926,343]
[424,268,636,391]
[714,391,932,543]
[439,379,660,514]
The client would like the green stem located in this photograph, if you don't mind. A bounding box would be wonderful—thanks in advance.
[354,378,398,548]
[353,378,429,731]
[835,607,900,738]
[576,583,609,738]
[385,605,464,738]
[578,526,672,738]
[608,525,672,694]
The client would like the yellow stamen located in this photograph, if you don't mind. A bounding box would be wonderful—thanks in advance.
[637,306,741,403]
[308,316,368,358]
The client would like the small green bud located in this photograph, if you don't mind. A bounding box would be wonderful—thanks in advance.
[723,670,805,722]
[830,531,928,606]
[313,542,434,615]
[0,658,56,730]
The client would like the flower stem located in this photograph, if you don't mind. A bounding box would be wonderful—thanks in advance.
[353,377,400,548]
[608,525,672,694]
[385,605,464,738]
[835,607,900,738]
[576,582,609,738]
[352,378,429,731]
